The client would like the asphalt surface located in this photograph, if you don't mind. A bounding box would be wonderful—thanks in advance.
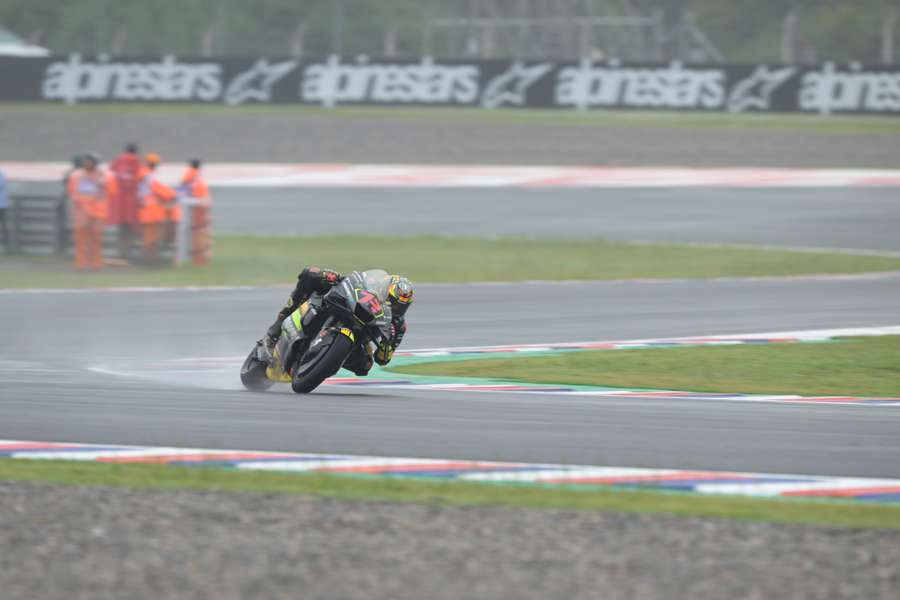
[3,106,899,167]
[2,272,899,477]
[10,182,900,253]
[214,186,900,252]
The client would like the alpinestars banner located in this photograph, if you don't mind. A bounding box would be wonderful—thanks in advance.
[1,54,899,114]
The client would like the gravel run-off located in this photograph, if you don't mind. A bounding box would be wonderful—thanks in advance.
[1,483,898,600]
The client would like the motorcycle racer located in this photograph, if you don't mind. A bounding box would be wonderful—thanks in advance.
[263,266,413,376]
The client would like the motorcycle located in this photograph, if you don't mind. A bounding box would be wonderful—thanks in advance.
[240,269,394,394]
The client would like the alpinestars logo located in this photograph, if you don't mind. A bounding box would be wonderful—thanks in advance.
[41,54,298,105]
[727,65,797,113]
[481,61,553,108]
[42,54,222,104]
[224,59,299,106]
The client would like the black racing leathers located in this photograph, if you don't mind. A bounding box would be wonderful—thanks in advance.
[265,266,343,341]
[265,266,407,375]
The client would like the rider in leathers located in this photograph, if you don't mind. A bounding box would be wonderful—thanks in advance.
[263,266,413,376]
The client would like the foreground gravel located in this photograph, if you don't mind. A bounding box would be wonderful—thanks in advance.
[1,482,898,600]
[1,107,898,167]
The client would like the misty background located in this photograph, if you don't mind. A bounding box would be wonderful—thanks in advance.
[2,0,899,64]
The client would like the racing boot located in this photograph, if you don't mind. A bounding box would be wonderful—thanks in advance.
[259,328,279,365]
[342,344,374,377]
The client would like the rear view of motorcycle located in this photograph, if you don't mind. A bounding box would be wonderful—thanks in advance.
[240,269,394,394]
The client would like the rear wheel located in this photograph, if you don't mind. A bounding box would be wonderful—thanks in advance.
[240,343,274,392]
[291,330,354,393]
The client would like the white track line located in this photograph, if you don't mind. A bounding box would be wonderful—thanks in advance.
[4,162,900,188]
[3,270,900,295]
[2,439,898,503]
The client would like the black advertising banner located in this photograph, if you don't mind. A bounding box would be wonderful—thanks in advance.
[1,54,899,115]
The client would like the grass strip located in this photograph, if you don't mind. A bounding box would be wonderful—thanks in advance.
[1,458,898,529]
[3,235,900,289]
[7,103,900,135]
[392,336,900,397]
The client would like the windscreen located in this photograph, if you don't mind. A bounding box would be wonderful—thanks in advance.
[360,269,391,304]
[357,269,393,341]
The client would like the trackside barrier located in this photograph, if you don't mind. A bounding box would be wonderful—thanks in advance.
[6,194,69,256]
[5,193,114,257]
[4,193,209,265]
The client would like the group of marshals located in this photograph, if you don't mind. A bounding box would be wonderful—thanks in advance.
[65,147,211,270]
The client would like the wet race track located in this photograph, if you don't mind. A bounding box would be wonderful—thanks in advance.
[2,187,900,479]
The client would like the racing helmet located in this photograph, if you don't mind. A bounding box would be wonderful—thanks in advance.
[387,275,414,317]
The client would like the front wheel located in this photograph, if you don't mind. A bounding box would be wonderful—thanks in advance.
[240,343,274,392]
[291,330,354,393]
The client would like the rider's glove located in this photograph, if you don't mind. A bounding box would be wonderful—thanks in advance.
[266,323,282,343]
[374,343,394,366]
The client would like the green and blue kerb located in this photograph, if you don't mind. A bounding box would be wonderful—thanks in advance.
[352,335,900,406]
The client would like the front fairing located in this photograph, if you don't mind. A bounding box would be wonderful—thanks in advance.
[324,270,393,344]
[368,311,393,347]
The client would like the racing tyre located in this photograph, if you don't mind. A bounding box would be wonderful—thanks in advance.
[240,343,274,392]
[291,330,354,394]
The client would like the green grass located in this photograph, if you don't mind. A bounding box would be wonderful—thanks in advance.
[2,459,898,529]
[3,235,900,289]
[393,336,900,397]
[8,102,900,135]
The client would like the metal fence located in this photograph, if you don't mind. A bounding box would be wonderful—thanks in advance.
[2,194,209,267]
[3,194,115,257]
[6,0,897,64]
[5,194,67,255]
[424,1,666,62]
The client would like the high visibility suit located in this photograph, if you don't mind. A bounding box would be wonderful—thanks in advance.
[177,166,213,265]
[109,151,141,227]
[109,150,142,257]
[137,164,177,262]
[67,166,115,270]
[162,189,182,250]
